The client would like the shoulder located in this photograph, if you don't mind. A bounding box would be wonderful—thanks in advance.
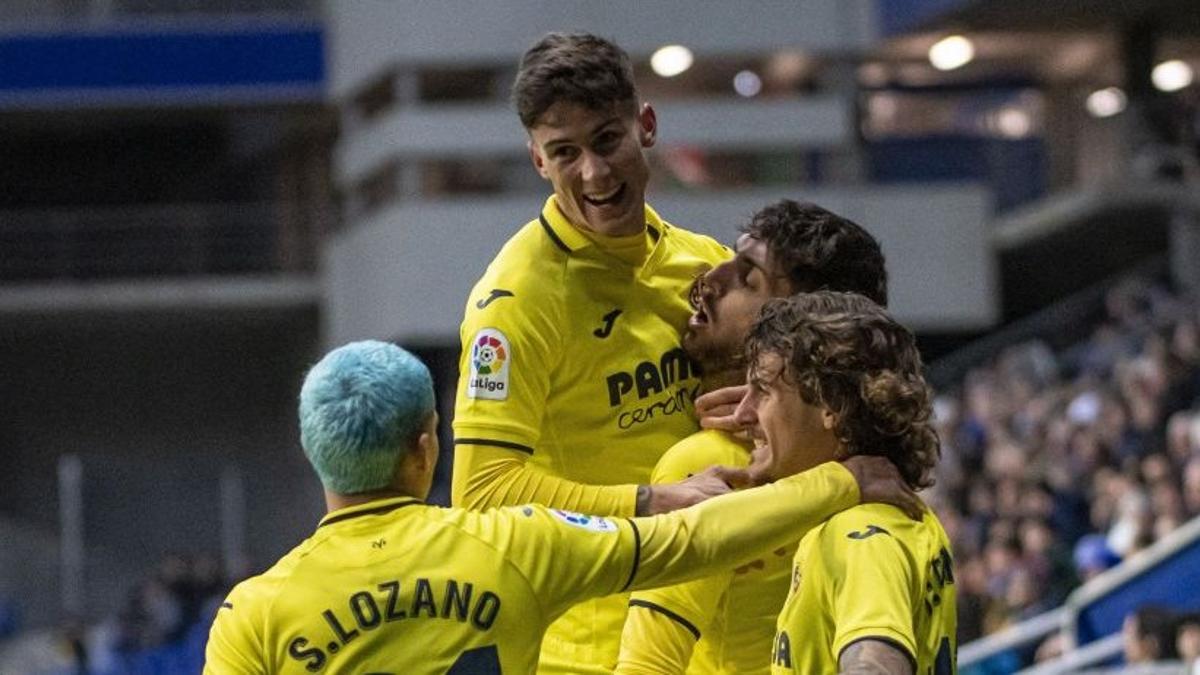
[652,430,750,483]
[658,217,731,264]
[462,218,568,332]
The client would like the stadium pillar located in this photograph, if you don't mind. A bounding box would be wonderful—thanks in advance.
[56,454,84,620]
[1170,210,1200,296]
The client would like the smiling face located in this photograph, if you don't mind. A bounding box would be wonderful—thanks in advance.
[684,233,795,373]
[733,351,841,482]
[527,100,655,237]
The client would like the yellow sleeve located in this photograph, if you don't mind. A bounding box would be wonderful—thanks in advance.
[617,570,732,674]
[616,604,700,674]
[502,462,855,629]
[617,432,748,673]
[628,461,858,592]
[823,515,919,663]
[203,589,265,675]
[451,441,638,515]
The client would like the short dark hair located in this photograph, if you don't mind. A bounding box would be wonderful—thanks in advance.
[742,199,888,306]
[512,32,638,128]
[746,291,938,489]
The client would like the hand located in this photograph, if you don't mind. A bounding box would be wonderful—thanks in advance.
[695,385,751,434]
[840,456,924,521]
[637,465,751,516]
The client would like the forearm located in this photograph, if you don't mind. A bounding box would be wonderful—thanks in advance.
[451,442,639,516]
[628,462,857,590]
[838,640,914,675]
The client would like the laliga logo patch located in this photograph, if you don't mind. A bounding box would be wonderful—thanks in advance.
[468,328,510,400]
[551,509,617,533]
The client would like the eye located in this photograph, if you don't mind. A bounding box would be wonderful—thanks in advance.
[593,131,621,152]
[552,146,579,161]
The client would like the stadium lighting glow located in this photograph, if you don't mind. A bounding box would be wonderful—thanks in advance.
[1085,87,1126,118]
[1152,60,1194,92]
[928,35,975,71]
[994,107,1031,138]
[733,70,762,97]
[650,45,694,78]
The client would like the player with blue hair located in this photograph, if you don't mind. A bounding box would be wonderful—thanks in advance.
[299,340,436,495]
[204,340,921,674]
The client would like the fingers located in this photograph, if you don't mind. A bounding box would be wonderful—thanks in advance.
[695,385,748,414]
[698,414,742,432]
[897,487,925,521]
[707,465,753,490]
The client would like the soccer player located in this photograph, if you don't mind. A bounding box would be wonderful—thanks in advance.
[451,32,733,672]
[204,341,922,674]
[617,200,889,674]
[735,293,956,675]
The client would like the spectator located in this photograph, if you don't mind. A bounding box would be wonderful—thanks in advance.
[1122,605,1179,664]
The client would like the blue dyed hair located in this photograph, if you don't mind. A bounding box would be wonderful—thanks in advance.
[299,340,435,494]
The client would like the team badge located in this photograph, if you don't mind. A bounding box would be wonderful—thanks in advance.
[551,509,617,533]
[468,328,510,400]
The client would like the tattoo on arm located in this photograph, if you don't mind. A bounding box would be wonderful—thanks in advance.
[635,485,652,517]
[838,639,914,675]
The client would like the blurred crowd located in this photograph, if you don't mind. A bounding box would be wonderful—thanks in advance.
[60,554,228,675]
[928,278,1200,659]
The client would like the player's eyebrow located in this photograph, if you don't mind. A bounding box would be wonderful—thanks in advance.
[541,116,622,151]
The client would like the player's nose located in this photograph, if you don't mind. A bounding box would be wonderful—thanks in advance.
[732,389,758,426]
[580,150,611,183]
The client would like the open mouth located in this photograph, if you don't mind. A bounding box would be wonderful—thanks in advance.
[583,183,626,207]
[688,297,711,328]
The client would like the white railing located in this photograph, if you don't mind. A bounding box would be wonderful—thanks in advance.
[957,607,1067,669]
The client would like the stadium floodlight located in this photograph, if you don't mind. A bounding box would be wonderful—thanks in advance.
[1152,60,1194,92]
[651,45,694,78]
[733,70,762,97]
[929,35,975,71]
[1086,87,1127,118]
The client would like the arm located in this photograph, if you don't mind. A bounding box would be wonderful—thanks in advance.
[452,443,738,516]
[616,573,729,674]
[628,457,920,593]
[838,640,914,675]
[452,441,639,515]
[616,432,747,673]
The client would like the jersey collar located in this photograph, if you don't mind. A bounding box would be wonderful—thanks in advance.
[317,495,423,529]
[539,195,668,254]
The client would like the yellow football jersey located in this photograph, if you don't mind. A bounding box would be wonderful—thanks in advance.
[451,195,730,673]
[204,462,860,675]
[770,503,957,675]
[619,430,789,675]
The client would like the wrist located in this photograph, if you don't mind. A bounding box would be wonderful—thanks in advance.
[635,485,653,517]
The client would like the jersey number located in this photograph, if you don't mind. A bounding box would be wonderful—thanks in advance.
[448,644,500,674]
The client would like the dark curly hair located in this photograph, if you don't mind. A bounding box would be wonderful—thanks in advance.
[746,291,938,489]
[742,199,888,307]
[512,32,638,129]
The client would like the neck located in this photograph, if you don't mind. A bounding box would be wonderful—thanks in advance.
[700,366,746,394]
[324,486,419,514]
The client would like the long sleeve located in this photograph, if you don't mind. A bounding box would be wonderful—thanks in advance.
[451,441,638,516]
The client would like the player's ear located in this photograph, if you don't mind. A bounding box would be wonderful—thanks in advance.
[414,411,440,472]
[527,139,550,180]
[821,408,837,431]
[637,103,657,148]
